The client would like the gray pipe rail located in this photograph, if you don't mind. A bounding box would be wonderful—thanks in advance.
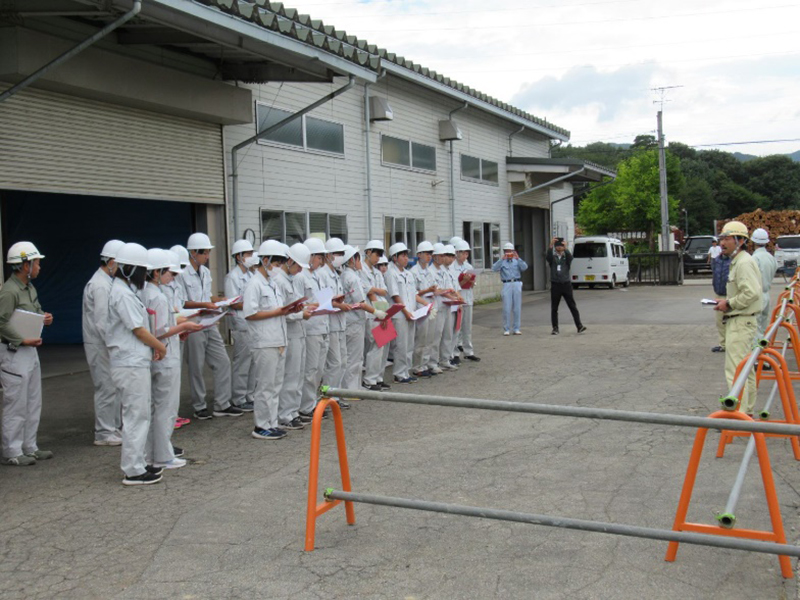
[324,490,800,558]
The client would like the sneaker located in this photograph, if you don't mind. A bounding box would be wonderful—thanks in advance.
[394,376,414,384]
[24,450,53,460]
[430,366,444,375]
[458,345,464,352]
[451,356,461,366]
[464,355,481,362]
[252,427,287,440]
[407,376,418,383]
[503,331,510,336]
[362,383,382,391]
[94,434,123,446]
[173,418,191,429]
[1,455,36,467]
[279,417,306,430]
[122,472,162,486]
[146,465,164,476]
[577,326,587,334]
[238,401,255,413]
[153,458,187,469]
[337,399,351,409]
[552,328,559,335]
[441,362,458,371]
[194,409,213,420]
[298,412,314,424]
[213,405,244,418]
[379,382,391,390]
[413,370,432,378]
[172,446,184,458]
[513,330,522,335]
[711,346,725,353]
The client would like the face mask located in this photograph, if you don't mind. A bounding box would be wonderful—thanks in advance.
[268,265,282,278]
[244,256,260,269]
[332,255,346,269]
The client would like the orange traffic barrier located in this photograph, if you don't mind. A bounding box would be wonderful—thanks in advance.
[666,410,793,579]
[716,349,800,460]
[305,396,355,552]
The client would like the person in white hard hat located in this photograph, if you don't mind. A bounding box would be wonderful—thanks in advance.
[143,249,203,470]
[298,237,331,421]
[179,233,241,420]
[320,238,351,407]
[453,239,480,362]
[492,242,528,335]
[274,243,314,430]
[438,245,463,370]
[107,243,168,485]
[385,242,423,384]
[244,241,298,440]
[163,249,192,430]
[426,243,450,374]
[225,239,256,413]
[750,227,778,342]
[361,241,390,391]
[0,242,54,467]
[409,241,437,378]
[83,239,125,447]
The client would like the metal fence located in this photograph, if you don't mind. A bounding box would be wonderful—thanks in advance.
[627,252,683,285]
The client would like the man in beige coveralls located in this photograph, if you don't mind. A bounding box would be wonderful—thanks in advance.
[714,221,763,415]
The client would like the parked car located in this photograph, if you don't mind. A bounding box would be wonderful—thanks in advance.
[775,235,800,276]
[570,236,629,289]
[682,235,716,274]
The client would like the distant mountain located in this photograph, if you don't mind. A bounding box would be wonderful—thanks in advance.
[731,150,800,163]
[790,150,800,162]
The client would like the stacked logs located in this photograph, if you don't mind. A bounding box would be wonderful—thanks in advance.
[719,209,800,251]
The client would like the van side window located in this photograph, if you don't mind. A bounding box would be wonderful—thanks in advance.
[574,243,607,258]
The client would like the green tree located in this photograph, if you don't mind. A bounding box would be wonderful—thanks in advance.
[742,155,800,210]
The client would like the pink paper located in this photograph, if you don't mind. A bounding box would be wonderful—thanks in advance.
[455,307,463,332]
[371,319,398,348]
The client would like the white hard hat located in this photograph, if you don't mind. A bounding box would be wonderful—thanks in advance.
[170,245,190,267]
[304,237,327,255]
[231,239,254,255]
[443,244,456,255]
[343,245,360,264]
[100,239,125,259]
[116,243,150,268]
[455,240,471,252]
[377,255,389,265]
[187,232,214,250]
[416,241,434,253]
[503,242,515,251]
[7,242,44,264]
[449,236,464,247]
[258,239,288,258]
[751,228,770,245]
[325,237,346,253]
[389,242,409,257]
[432,243,446,255]
[147,248,170,270]
[365,240,385,252]
[287,243,311,269]
[166,250,183,274]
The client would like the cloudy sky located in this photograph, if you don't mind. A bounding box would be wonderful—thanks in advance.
[287,0,800,156]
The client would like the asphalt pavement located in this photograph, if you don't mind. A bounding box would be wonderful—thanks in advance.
[1,281,799,599]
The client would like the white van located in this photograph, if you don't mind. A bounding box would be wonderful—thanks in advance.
[570,236,630,289]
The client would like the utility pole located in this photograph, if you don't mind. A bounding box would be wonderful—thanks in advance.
[652,86,682,251]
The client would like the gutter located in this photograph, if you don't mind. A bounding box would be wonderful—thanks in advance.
[0,0,142,103]
[230,75,356,239]
[508,126,525,157]
[448,102,468,238]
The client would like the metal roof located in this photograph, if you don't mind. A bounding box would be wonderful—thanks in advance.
[507,157,616,180]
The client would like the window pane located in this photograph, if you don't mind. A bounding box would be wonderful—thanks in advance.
[309,213,328,241]
[285,212,306,245]
[393,216,406,244]
[490,223,501,263]
[261,210,283,242]
[461,154,480,179]
[384,216,393,251]
[472,223,484,269]
[382,136,410,166]
[256,105,302,147]
[306,116,344,154]
[482,160,498,183]
[329,214,348,243]
[411,143,436,171]
[415,219,425,250]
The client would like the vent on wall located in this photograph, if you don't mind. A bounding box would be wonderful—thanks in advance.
[369,96,394,121]
[438,119,462,141]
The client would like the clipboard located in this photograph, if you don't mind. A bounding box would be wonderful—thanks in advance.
[371,319,397,347]
[458,271,476,289]
[8,309,44,339]
[282,296,308,312]
[377,303,405,320]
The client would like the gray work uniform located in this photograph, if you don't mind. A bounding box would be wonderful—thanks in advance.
[143,282,179,465]
[361,263,389,386]
[342,265,368,391]
[427,264,450,370]
[179,263,232,413]
[225,266,254,408]
[385,263,417,380]
[751,247,778,341]
[0,275,45,459]
[107,278,152,478]
[299,268,330,413]
[82,268,121,442]
[243,271,286,431]
[492,257,528,333]
[440,264,460,365]
[409,262,435,372]
[319,264,347,390]
[453,259,475,357]
[273,268,306,423]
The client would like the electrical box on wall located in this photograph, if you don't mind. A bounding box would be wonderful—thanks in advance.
[369,96,394,121]
[438,119,463,141]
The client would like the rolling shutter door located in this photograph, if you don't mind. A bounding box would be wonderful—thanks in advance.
[0,86,224,204]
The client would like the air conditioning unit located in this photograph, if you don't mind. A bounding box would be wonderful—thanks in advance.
[439,119,463,141]
[369,96,394,121]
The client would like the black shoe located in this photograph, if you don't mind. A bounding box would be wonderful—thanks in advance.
[279,417,306,430]
[123,471,162,486]
[363,383,382,391]
[213,405,244,417]
[551,328,559,335]
[194,409,213,420]
[464,355,481,362]
[298,412,314,424]
[172,446,184,458]
[379,382,391,390]
[451,356,461,365]
[458,345,464,352]
[577,326,587,334]
[337,399,351,409]
[145,465,164,476]
[711,346,725,353]
[413,370,432,378]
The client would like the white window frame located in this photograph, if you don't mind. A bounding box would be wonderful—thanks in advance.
[380,134,437,174]
[460,154,500,186]
[384,216,425,253]
[254,102,346,159]
[260,209,348,244]
[463,221,501,269]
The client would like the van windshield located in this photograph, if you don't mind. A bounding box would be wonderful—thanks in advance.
[777,237,800,250]
[573,243,607,258]
[685,238,713,253]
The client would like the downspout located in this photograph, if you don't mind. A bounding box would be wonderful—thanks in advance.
[364,70,387,240]
[509,167,585,246]
[231,75,355,239]
[508,125,524,157]
[0,0,142,103]
[448,102,468,238]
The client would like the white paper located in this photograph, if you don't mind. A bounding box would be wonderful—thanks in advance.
[192,311,227,329]
[701,298,719,306]
[178,308,202,319]
[312,287,340,314]
[214,296,241,308]
[450,304,459,313]
[9,309,44,339]
[410,304,432,321]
